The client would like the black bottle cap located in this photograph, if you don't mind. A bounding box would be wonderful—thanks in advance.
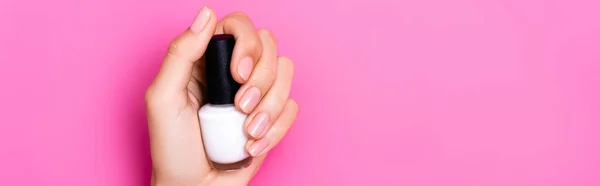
[204,34,240,105]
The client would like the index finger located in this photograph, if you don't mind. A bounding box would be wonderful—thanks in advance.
[215,12,262,83]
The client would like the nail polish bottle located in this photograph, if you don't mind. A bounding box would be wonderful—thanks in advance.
[198,34,252,170]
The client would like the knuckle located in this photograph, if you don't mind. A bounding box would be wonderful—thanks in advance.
[257,29,271,36]
[287,99,299,119]
[257,29,277,44]
[278,56,294,73]
[167,39,182,57]
[144,86,174,108]
[245,37,262,56]
[222,12,252,27]
[249,36,261,49]
[144,89,153,105]
[274,94,287,107]
[251,65,277,90]
[288,99,299,112]
[229,11,250,19]
[259,64,278,82]
[144,86,159,107]
[277,56,292,63]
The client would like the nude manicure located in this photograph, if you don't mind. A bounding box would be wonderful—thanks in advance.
[240,87,260,113]
[248,112,269,138]
[249,138,269,156]
[237,57,253,81]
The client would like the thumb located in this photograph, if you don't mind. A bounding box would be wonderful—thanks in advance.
[151,7,217,96]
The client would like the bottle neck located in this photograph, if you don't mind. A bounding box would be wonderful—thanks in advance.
[207,103,234,107]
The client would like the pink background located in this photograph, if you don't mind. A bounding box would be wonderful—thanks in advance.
[1,0,599,185]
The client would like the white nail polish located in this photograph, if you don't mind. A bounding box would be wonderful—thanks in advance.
[198,34,251,170]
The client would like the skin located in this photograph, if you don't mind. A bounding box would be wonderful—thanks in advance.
[145,7,298,186]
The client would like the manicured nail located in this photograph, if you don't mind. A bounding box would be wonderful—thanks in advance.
[240,87,260,113]
[249,138,269,156]
[237,57,253,81]
[190,7,211,33]
[248,112,269,138]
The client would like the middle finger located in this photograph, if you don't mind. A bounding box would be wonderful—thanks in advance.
[235,29,278,113]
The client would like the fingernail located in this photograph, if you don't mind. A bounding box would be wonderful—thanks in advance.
[240,87,260,113]
[248,112,269,138]
[237,57,253,81]
[190,7,211,33]
[249,138,269,156]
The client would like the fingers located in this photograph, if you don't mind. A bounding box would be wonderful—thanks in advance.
[146,7,217,104]
[235,30,278,113]
[244,56,294,139]
[212,12,297,173]
[247,99,299,157]
[216,16,294,158]
[215,12,263,83]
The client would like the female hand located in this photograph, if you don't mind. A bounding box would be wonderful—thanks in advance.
[145,7,298,186]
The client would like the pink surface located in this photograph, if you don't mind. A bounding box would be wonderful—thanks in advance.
[1,0,599,185]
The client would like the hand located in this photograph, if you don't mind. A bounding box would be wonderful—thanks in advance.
[145,7,298,186]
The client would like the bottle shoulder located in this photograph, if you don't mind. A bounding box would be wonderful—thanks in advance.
[199,104,246,117]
